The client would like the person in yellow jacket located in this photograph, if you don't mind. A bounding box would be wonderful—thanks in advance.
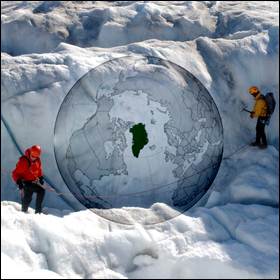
[248,86,268,149]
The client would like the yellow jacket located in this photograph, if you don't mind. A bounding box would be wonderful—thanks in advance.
[252,93,267,118]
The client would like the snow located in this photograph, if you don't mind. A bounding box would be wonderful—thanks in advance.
[1,199,278,279]
[1,1,279,279]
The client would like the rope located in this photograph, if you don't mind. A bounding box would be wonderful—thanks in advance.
[222,143,250,160]
[1,142,250,200]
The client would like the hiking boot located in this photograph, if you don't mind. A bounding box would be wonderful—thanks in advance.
[250,141,260,146]
[259,144,267,149]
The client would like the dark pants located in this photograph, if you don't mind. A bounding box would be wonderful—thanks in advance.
[22,182,45,214]
[256,117,267,145]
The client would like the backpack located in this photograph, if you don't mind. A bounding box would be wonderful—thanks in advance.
[264,92,276,116]
[262,92,276,125]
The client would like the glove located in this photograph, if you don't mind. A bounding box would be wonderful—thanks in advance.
[17,179,24,190]
[39,176,44,185]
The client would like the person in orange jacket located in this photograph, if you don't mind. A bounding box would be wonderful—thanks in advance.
[12,145,45,213]
[248,86,268,149]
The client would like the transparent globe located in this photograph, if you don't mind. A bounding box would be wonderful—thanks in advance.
[54,55,223,225]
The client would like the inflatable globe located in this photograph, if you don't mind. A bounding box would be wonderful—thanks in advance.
[54,55,223,224]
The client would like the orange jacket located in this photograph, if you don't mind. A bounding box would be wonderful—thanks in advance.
[251,93,267,118]
[12,148,43,183]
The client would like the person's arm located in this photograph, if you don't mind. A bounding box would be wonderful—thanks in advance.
[12,157,29,186]
[250,102,256,118]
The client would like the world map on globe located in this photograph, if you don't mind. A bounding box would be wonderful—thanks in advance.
[54,55,223,224]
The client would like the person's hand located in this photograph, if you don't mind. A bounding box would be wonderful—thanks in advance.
[250,112,254,118]
[39,176,44,185]
[17,179,24,190]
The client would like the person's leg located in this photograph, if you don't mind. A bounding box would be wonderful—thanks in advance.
[251,118,261,146]
[259,119,267,147]
[34,185,45,214]
[255,118,262,145]
[22,184,33,213]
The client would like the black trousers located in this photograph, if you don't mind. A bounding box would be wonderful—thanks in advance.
[256,117,267,145]
[22,182,45,213]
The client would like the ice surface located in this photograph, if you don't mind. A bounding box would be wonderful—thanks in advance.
[1,199,278,279]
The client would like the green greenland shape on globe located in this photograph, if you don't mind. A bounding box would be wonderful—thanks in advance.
[129,123,149,158]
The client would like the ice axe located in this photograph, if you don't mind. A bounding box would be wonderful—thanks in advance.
[40,182,55,192]
[240,105,252,113]
[34,178,55,192]
[242,108,252,113]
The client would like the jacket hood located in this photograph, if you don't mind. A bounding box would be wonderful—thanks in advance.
[24,147,41,159]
